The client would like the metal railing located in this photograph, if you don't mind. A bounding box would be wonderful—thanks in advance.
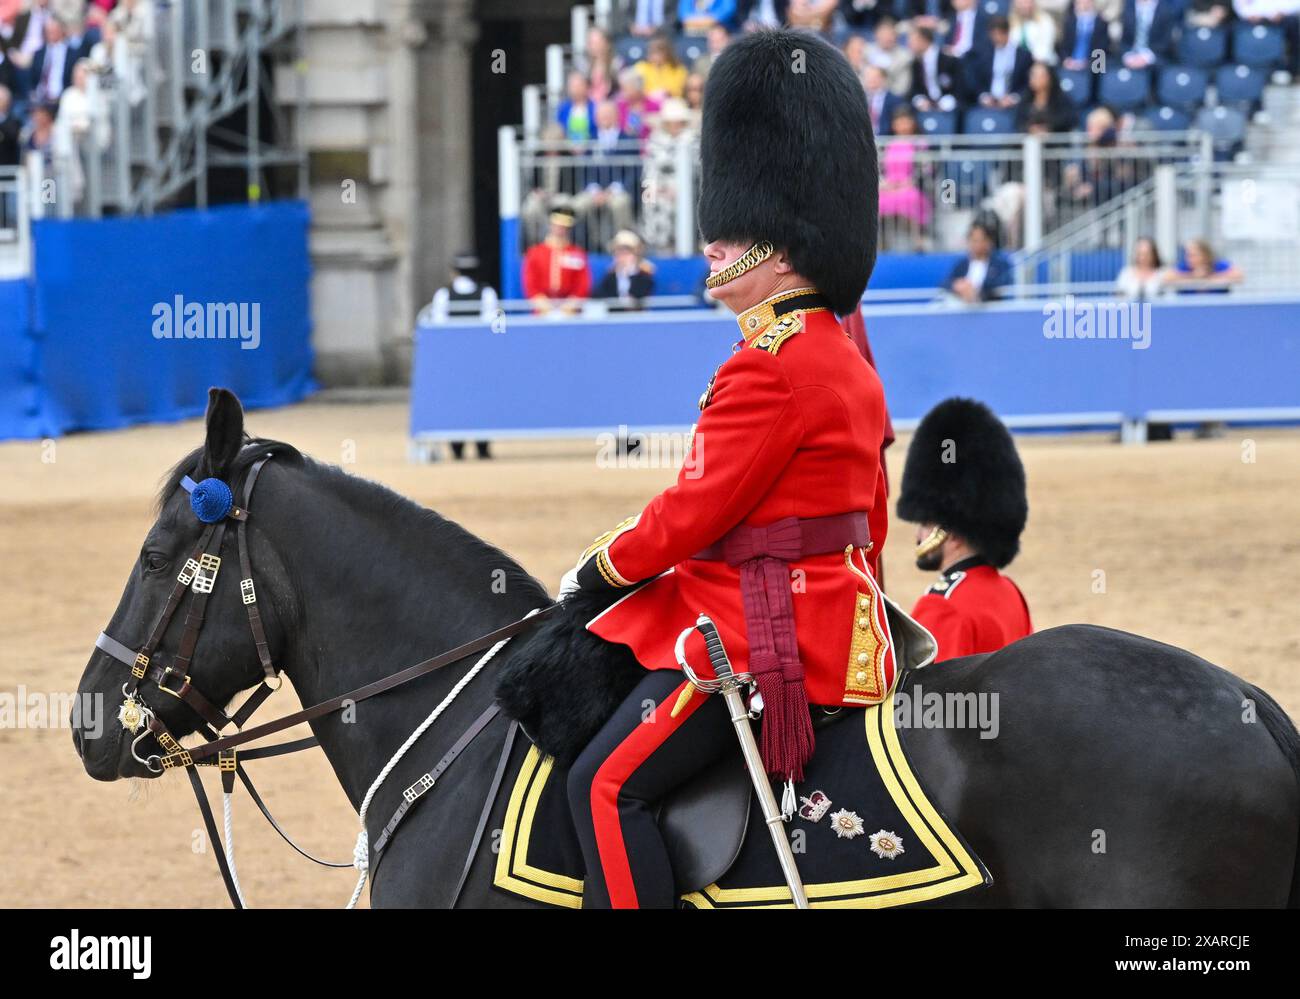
[16,0,305,220]
[0,167,32,279]
[505,128,1210,260]
[1014,160,1300,295]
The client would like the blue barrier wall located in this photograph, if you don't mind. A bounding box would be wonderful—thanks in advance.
[410,296,1300,439]
[0,279,41,439]
[0,201,315,441]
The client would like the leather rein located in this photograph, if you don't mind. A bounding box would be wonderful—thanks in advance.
[93,449,555,906]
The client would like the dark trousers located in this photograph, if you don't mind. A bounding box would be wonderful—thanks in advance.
[567,669,732,908]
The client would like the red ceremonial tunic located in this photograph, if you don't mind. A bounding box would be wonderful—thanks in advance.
[910,557,1032,662]
[522,239,591,301]
[575,290,897,708]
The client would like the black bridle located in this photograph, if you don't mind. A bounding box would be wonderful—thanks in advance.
[92,447,555,906]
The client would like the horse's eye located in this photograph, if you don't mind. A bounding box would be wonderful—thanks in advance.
[144,552,169,573]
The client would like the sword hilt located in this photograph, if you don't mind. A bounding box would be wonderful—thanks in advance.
[695,614,733,679]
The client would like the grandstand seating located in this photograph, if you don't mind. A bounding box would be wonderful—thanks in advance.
[963,107,1019,135]
[1216,64,1270,112]
[917,109,960,135]
[1143,105,1193,131]
[1233,23,1287,70]
[1157,66,1210,113]
[1058,67,1095,108]
[1178,26,1229,69]
[1099,67,1154,113]
[1196,105,1250,159]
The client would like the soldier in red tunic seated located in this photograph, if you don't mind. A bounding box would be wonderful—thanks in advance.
[896,398,1033,663]
[555,29,902,908]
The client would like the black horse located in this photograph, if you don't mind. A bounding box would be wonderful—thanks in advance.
[72,390,1300,907]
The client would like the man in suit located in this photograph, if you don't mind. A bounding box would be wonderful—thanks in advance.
[943,220,1012,302]
[1120,0,1178,68]
[29,14,75,103]
[1059,0,1112,70]
[965,15,1032,106]
[864,63,904,134]
[945,0,987,60]
[909,24,967,109]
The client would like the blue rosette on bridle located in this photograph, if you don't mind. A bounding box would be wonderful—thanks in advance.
[190,477,234,523]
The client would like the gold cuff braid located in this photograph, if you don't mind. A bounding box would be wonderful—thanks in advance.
[705,241,774,289]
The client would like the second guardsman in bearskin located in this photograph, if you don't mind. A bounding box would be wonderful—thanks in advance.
[556,29,895,908]
[896,398,1033,662]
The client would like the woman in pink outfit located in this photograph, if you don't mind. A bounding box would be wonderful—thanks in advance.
[877,108,931,247]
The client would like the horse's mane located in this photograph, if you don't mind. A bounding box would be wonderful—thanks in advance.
[158,436,549,604]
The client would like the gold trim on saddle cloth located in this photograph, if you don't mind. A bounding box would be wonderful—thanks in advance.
[493,686,987,909]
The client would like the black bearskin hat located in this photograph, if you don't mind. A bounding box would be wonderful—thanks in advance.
[697,29,877,315]
[896,398,1028,568]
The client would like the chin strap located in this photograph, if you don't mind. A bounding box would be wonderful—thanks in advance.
[706,240,774,289]
[915,526,949,560]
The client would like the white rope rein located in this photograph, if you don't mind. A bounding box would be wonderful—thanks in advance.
[222,792,247,908]
[344,608,543,909]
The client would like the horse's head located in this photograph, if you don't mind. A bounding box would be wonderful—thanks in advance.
[72,388,297,780]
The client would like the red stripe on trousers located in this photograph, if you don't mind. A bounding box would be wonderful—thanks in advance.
[589,678,706,909]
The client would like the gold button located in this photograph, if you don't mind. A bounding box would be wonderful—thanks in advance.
[859,597,869,609]
[856,671,868,684]
[857,652,868,664]
[857,616,869,628]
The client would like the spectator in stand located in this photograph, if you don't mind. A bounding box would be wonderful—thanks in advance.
[0,83,19,165]
[631,0,673,37]
[1063,106,1126,204]
[787,0,842,35]
[558,70,597,141]
[967,16,1032,107]
[842,32,868,74]
[65,8,101,63]
[866,17,912,95]
[30,15,74,103]
[635,31,687,100]
[1115,236,1166,299]
[684,70,706,111]
[900,0,954,35]
[1015,60,1076,130]
[21,98,55,167]
[109,0,154,105]
[864,63,904,134]
[641,97,696,250]
[0,1,28,71]
[1186,0,1231,29]
[579,26,619,102]
[1059,0,1112,71]
[1009,0,1059,64]
[594,229,657,307]
[1165,237,1244,294]
[522,209,591,316]
[879,107,932,248]
[1234,0,1300,74]
[737,0,789,31]
[1120,0,1179,69]
[946,0,986,61]
[615,67,661,140]
[87,14,121,77]
[0,34,15,99]
[520,122,579,244]
[4,0,49,80]
[573,99,638,243]
[909,25,967,110]
[842,0,886,35]
[679,0,739,34]
[692,23,731,76]
[56,57,107,148]
[944,220,1012,303]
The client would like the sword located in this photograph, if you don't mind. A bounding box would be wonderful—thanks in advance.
[675,613,810,909]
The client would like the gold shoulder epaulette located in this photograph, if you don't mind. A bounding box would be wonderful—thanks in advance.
[750,314,803,355]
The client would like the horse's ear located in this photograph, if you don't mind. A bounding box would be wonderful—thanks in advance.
[201,387,245,478]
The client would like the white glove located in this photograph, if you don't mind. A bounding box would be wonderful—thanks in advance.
[557,564,581,599]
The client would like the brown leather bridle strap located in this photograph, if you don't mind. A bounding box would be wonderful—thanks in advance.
[371,703,502,858]
[129,522,218,688]
[450,718,520,907]
[162,604,558,768]
[235,456,276,681]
